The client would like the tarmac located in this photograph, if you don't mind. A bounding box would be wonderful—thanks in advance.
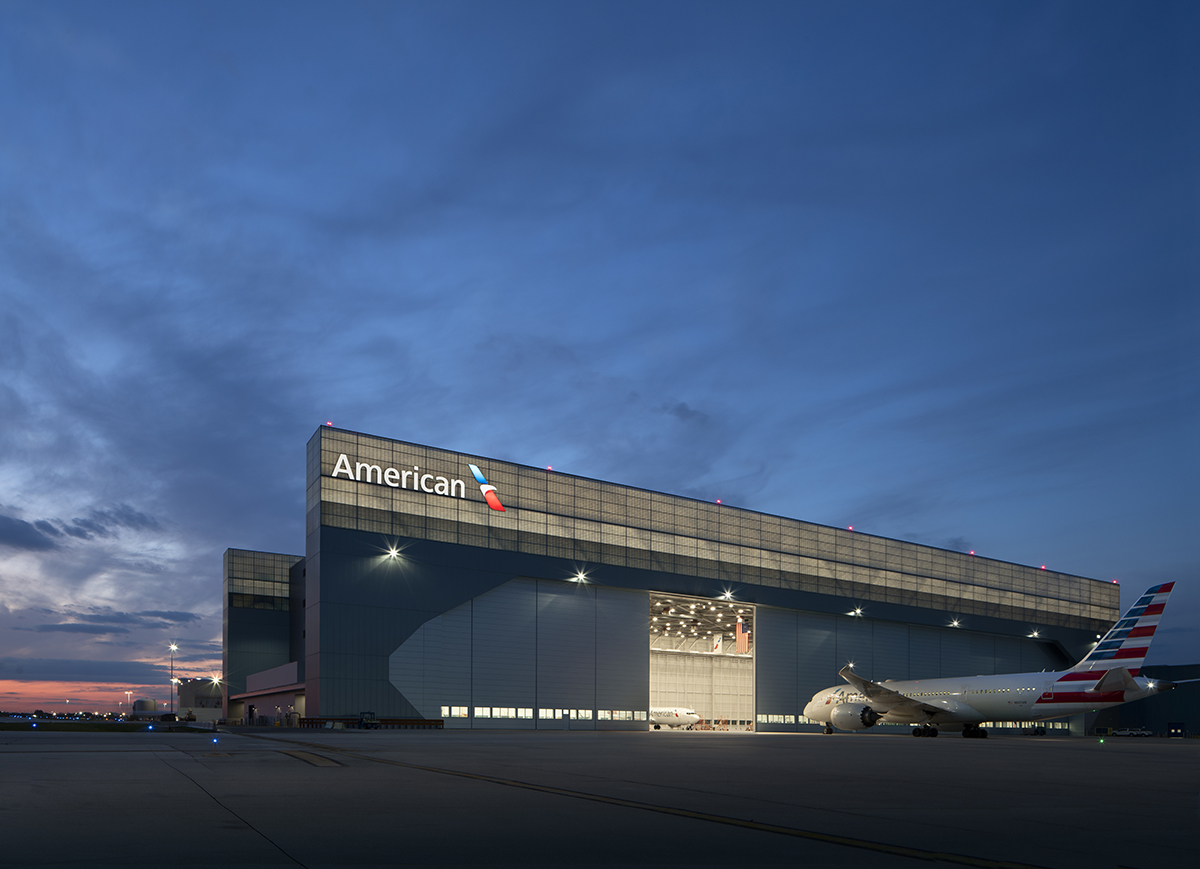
[0,725,1195,868]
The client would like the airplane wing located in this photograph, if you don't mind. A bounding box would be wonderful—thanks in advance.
[838,665,973,717]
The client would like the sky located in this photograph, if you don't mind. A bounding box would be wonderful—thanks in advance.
[0,1,1196,714]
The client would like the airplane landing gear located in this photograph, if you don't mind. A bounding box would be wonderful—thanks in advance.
[912,725,938,737]
[823,726,833,734]
[963,725,989,738]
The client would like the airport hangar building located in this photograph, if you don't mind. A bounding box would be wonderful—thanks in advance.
[223,426,1121,732]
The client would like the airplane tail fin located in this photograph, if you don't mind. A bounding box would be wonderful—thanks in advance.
[1068,582,1174,677]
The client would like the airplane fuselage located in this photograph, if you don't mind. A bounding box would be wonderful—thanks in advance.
[803,582,1177,736]
[650,707,701,729]
[803,670,1163,729]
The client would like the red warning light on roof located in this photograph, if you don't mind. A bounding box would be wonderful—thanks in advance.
[848,526,853,531]
[1040,565,1046,570]
[969,551,975,555]
[546,466,553,471]
[716,499,722,504]
[325,421,333,426]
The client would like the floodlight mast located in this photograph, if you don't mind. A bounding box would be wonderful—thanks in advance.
[168,643,179,717]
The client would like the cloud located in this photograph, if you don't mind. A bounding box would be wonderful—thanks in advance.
[0,514,59,551]
[65,609,202,628]
[0,657,166,682]
[17,624,131,635]
[135,611,201,623]
[42,505,165,541]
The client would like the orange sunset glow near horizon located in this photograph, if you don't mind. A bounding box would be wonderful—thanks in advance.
[1,654,223,714]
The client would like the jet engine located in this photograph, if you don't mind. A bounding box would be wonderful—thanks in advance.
[830,703,882,731]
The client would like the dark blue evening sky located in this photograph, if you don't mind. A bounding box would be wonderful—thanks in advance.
[0,1,1195,708]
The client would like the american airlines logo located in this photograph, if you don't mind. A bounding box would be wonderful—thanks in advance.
[327,453,507,512]
[468,464,505,512]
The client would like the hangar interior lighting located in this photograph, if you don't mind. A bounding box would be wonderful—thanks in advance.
[950,619,960,628]
[649,593,753,656]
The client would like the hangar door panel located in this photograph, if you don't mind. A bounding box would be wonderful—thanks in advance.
[388,618,433,717]
[536,581,597,723]
[388,603,472,724]
[835,616,873,679]
[755,606,797,726]
[595,587,649,715]
[994,637,1023,674]
[796,611,836,708]
[1022,639,1068,672]
[471,578,537,723]
[968,634,996,676]
[872,621,909,682]
[939,630,972,677]
[908,626,941,679]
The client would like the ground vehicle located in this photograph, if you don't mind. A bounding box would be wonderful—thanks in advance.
[1111,727,1152,736]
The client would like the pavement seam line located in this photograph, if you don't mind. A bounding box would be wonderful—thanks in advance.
[154,750,310,868]
[282,749,343,767]
[232,732,1048,869]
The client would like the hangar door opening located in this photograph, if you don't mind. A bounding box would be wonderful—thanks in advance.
[649,594,754,731]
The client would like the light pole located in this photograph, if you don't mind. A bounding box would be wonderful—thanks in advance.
[169,643,178,717]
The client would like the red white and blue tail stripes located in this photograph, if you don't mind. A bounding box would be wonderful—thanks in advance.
[1072,581,1173,676]
[468,464,505,512]
[1031,583,1175,706]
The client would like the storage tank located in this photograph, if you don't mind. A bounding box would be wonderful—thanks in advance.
[132,699,157,712]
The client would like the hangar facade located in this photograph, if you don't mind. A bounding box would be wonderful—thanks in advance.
[223,426,1120,730]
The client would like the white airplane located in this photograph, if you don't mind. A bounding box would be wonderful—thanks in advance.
[650,707,701,729]
[803,582,1180,738]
